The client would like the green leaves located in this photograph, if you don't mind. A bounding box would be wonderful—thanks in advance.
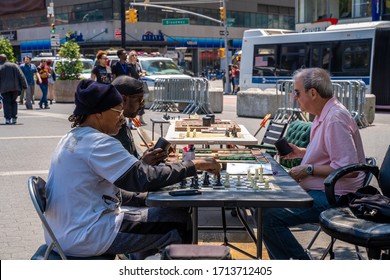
[56,40,83,80]
[0,38,16,63]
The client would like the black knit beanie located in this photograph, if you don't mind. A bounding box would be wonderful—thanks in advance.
[73,79,123,115]
[111,75,144,96]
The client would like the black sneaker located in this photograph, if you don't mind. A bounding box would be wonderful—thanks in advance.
[11,118,17,124]
[44,106,50,109]
[5,119,11,125]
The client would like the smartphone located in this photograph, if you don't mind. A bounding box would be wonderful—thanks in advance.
[169,190,202,196]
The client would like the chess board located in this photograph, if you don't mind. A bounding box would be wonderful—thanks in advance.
[171,149,269,163]
[173,171,281,192]
[175,119,241,132]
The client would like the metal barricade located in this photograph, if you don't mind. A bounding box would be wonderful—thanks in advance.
[275,80,308,124]
[151,78,213,114]
[275,79,369,128]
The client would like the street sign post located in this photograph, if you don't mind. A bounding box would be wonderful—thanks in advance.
[162,18,190,25]
[219,30,229,36]
[50,34,60,49]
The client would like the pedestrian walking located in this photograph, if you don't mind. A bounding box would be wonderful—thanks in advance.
[20,55,41,110]
[0,54,27,124]
[37,59,50,109]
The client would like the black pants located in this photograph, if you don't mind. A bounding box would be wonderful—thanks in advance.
[2,91,19,120]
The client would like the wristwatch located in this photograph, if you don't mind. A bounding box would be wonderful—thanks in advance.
[306,164,314,176]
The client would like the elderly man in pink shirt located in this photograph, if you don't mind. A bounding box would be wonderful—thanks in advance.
[262,68,366,259]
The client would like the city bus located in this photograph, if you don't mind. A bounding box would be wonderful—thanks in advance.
[239,21,390,109]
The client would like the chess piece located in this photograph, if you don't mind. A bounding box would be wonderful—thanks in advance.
[180,179,187,189]
[225,128,230,137]
[251,177,257,189]
[193,129,197,138]
[186,125,190,137]
[214,173,222,186]
[259,164,264,183]
[231,126,238,137]
[264,177,270,189]
[236,175,242,186]
[254,168,259,180]
[190,175,199,189]
[224,173,230,188]
[247,168,251,180]
[202,172,211,186]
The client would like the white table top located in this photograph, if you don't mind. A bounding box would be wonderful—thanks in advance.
[164,121,259,146]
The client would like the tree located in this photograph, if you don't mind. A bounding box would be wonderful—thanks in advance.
[0,38,16,62]
[56,39,83,80]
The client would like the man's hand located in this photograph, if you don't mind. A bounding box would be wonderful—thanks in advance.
[281,143,306,159]
[192,158,222,175]
[141,148,167,166]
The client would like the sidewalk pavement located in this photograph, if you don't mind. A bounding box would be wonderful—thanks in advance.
[0,92,389,260]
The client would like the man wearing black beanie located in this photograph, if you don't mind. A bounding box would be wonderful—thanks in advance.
[43,79,221,259]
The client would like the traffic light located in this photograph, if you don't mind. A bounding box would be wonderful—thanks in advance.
[219,7,226,21]
[125,9,131,23]
[130,8,138,23]
[134,9,138,22]
[219,48,225,58]
[50,23,55,33]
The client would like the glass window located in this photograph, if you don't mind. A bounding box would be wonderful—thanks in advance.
[252,46,277,76]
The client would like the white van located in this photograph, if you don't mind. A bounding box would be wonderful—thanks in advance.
[31,55,93,80]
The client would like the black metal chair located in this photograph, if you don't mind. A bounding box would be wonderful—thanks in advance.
[28,176,116,260]
[318,146,390,259]
[305,156,376,259]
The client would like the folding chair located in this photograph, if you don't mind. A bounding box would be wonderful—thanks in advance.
[29,176,116,260]
[318,147,390,260]
[247,119,288,155]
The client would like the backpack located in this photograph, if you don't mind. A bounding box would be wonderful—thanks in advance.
[337,186,390,223]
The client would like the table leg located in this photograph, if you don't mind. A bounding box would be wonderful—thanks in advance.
[257,208,263,259]
[151,122,155,141]
[160,123,163,137]
[192,206,198,244]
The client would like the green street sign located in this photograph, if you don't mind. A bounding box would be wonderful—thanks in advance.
[162,18,190,26]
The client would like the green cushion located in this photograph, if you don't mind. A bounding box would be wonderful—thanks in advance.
[280,121,311,169]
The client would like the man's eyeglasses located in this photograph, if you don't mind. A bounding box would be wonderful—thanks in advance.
[110,108,124,117]
[128,96,144,103]
[293,90,300,98]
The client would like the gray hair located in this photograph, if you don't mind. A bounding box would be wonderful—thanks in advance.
[292,68,333,98]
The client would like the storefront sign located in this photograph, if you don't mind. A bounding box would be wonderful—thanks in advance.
[0,30,17,41]
[142,31,164,41]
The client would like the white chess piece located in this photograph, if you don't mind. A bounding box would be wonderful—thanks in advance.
[254,168,259,180]
[192,129,197,138]
[247,169,251,180]
[236,175,241,186]
[259,164,264,183]
[251,177,257,189]
[186,125,190,137]
[264,177,270,189]
[224,173,230,187]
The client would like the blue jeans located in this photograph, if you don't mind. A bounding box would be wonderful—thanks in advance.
[262,190,332,260]
[39,83,49,108]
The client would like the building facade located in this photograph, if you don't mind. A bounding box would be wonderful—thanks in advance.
[0,0,294,76]
[295,0,390,32]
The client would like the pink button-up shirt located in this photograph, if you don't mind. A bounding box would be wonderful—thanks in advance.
[300,97,366,196]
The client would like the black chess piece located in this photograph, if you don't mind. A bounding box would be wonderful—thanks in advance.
[190,175,200,189]
[232,126,238,138]
[202,172,211,186]
[214,172,222,186]
[180,179,187,189]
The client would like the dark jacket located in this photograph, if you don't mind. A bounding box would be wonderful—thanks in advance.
[0,62,27,93]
